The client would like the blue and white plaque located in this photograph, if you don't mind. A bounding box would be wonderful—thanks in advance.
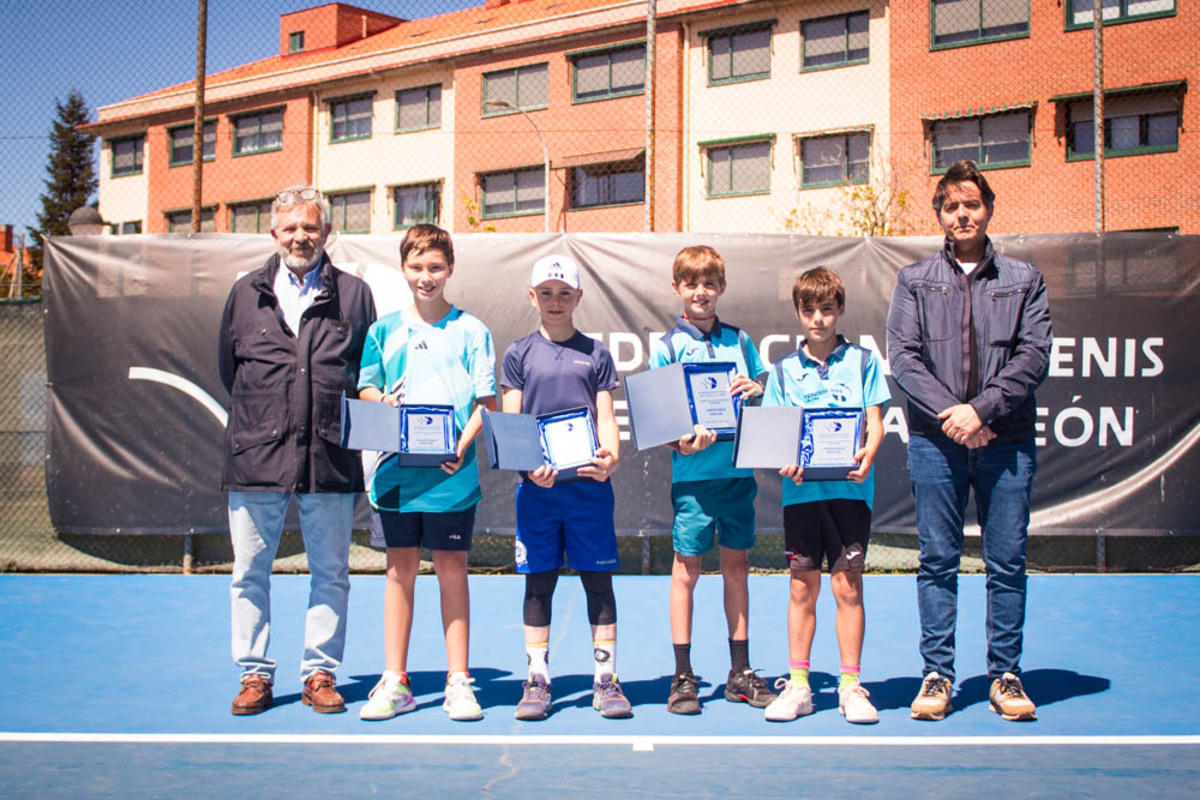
[683,362,739,440]
[537,407,598,472]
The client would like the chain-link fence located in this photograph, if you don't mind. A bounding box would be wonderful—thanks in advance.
[2,1,1197,573]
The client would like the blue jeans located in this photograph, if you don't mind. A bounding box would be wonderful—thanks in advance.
[907,434,1036,682]
[228,491,355,684]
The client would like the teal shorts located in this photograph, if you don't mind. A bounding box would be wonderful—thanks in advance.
[671,477,757,556]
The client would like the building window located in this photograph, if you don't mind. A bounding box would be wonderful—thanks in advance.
[230,200,273,233]
[328,191,371,233]
[1067,0,1174,28]
[289,31,305,54]
[800,132,870,187]
[393,183,441,228]
[702,137,774,198]
[166,208,215,233]
[802,11,869,71]
[570,154,645,209]
[232,109,284,156]
[483,63,549,114]
[481,169,544,218]
[111,135,144,177]
[931,0,1030,48]
[330,95,373,143]
[932,111,1031,171]
[396,85,441,131]
[704,22,774,85]
[571,43,645,103]
[168,121,216,166]
[1066,94,1180,160]
[117,221,142,235]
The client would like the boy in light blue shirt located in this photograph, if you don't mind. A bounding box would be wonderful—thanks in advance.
[356,225,496,722]
[761,267,889,725]
[648,245,776,715]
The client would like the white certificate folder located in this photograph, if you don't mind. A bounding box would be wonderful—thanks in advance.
[339,395,457,467]
[624,362,739,451]
[733,406,862,480]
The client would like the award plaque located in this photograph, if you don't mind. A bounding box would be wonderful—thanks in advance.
[798,408,864,479]
[399,404,457,467]
[537,407,598,473]
[682,362,740,440]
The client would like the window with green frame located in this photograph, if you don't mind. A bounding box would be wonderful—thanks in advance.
[328,191,372,233]
[931,111,1031,172]
[800,132,870,187]
[288,31,305,54]
[1066,95,1179,160]
[393,183,441,228]
[802,11,869,71]
[570,156,645,208]
[330,96,373,143]
[1067,0,1174,29]
[117,221,142,235]
[230,200,273,233]
[111,135,144,177]
[166,208,215,233]
[168,121,216,166]
[481,169,543,217]
[571,43,645,103]
[704,22,773,85]
[232,109,283,155]
[931,0,1029,48]
[702,137,773,197]
[483,63,549,113]
[396,85,441,131]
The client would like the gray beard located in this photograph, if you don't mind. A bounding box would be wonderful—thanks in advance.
[280,248,324,272]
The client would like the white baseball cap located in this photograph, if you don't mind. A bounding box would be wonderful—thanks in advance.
[530,254,581,290]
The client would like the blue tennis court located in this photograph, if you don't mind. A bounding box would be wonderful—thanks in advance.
[1,574,1197,797]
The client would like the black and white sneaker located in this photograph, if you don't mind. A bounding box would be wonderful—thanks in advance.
[724,668,778,708]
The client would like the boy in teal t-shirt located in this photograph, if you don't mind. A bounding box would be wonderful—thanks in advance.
[761,267,890,725]
[356,225,496,722]
[648,245,777,715]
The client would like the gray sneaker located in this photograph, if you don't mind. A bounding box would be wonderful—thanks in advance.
[989,672,1037,721]
[593,673,633,719]
[515,674,552,721]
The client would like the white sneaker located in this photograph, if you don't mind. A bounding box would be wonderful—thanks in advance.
[359,671,416,721]
[443,673,483,721]
[763,678,814,722]
[838,681,879,724]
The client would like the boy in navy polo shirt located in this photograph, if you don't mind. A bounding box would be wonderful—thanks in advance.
[648,245,776,715]
[762,267,890,725]
[500,254,630,720]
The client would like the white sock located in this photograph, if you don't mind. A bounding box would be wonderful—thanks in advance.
[526,642,550,680]
[593,639,616,681]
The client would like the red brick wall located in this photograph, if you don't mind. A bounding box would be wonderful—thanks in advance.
[889,0,1198,234]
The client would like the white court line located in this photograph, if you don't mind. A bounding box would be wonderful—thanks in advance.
[1,733,1197,748]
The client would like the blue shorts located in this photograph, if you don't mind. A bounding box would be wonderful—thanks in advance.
[514,479,619,574]
[371,507,476,551]
[671,477,757,556]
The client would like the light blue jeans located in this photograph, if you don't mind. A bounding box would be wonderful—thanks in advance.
[228,491,354,684]
[908,434,1036,683]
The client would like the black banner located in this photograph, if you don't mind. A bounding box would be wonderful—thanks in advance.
[44,232,1200,536]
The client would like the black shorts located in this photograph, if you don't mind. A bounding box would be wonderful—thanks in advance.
[371,507,476,551]
[782,499,871,573]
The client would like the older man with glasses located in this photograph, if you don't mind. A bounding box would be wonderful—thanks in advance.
[219,185,376,715]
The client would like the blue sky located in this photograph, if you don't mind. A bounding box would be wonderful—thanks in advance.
[0,0,476,238]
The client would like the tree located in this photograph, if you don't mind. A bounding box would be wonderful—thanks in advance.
[775,152,920,238]
[27,90,98,272]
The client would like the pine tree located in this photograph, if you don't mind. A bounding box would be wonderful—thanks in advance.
[27,90,98,273]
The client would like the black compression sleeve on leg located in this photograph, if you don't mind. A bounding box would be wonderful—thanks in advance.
[522,570,559,627]
[579,570,617,626]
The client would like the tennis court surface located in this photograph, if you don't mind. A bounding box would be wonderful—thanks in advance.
[1,573,1197,797]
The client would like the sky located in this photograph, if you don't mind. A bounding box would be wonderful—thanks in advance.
[0,0,478,239]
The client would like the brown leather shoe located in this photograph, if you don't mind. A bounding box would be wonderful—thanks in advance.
[302,670,346,713]
[231,674,273,716]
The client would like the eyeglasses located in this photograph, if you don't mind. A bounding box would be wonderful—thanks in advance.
[276,187,321,205]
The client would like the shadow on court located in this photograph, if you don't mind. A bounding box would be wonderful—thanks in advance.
[956,668,1112,713]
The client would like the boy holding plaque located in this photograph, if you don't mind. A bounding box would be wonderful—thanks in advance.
[761,267,890,725]
[500,254,630,721]
[648,245,776,715]
[356,225,497,722]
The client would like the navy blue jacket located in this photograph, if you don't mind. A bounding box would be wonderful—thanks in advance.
[886,239,1052,444]
[219,252,375,493]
